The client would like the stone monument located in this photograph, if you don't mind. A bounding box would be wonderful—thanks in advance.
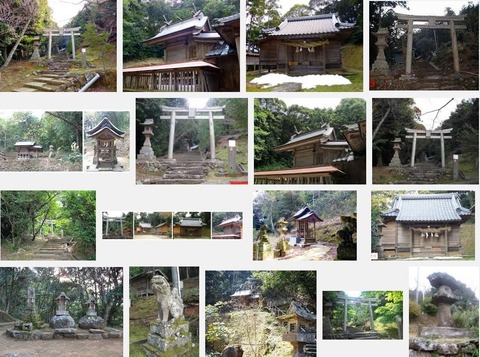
[143,275,194,357]
[30,37,41,62]
[253,225,270,261]
[49,292,76,335]
[274,217,289,258]
[78,296,106,329]
[137,119,156,160]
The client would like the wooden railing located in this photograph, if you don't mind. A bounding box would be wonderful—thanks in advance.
[124,70,206,92]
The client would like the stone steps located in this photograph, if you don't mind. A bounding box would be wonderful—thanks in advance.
[163,173,205,180]
[35,77,69,85]
[144,178,205,184]
[23,81,56,91]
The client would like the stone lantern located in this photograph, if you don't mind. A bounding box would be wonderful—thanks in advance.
[372,27,390,74]
[55,292,70,316]
[389,137,402,166]
[137,118,156,160]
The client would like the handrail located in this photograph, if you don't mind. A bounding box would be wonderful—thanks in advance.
[79,72,100,92]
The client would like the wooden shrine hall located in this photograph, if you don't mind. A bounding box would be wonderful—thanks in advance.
[258,13,355,75]
[254,124,348,184]
[123,11,239,92]
[379,193,472,258]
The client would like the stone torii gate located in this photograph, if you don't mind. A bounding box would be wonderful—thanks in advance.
[160,106,225,161]
[405,128,452,168]
[43,27,81,60]
[396,14,466,77]
[337,296,378,333]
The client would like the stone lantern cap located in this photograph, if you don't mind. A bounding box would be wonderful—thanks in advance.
[140,119,155,126]
[428,272,461,305]
[428,272,461,290]
[56,292,70,302]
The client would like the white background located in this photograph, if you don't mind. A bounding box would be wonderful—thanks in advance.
[0,0,478,356]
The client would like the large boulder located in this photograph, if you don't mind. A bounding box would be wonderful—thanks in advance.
[49,315,75,329]
[78,315,105,329]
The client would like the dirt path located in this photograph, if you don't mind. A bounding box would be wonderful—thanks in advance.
[1,236,75,261]
[0,326,123,357]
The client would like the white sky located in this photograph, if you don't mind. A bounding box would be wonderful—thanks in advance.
[395,0,477,16]
[412,98,465,130]
[188,98,210,108]
[409,266,480,299]
[282,98,342,109]
[104,211,130,218]
[48,0,86,27]
[0,111,45,121]
[277,0,311,15]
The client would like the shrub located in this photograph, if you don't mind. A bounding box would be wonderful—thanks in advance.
[421,298,438,316]
[409,301,421,319]
[453,307,479,329]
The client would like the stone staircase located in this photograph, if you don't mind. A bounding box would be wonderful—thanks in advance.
[407,62,466,90]
[12,60,73,92]
[144,152,210,184]
[406,162,451,183]
[32,238,74,261]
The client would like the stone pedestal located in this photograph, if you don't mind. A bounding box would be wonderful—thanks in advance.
[30,39,41,62]
[142,318,193,357]
[78,315,105,329]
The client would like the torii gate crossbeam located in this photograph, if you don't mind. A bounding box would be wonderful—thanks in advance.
[160,106,225,161]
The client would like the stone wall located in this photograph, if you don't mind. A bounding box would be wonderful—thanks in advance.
[409,337,478,356]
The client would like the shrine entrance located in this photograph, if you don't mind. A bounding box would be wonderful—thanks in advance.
[396,14,466,77]
[42,27,81,60]
[159,106,225,162]
[405,128,452,168]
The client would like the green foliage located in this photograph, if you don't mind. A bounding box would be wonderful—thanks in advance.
[409,300,421,319]
[254,98,365,169]
[205,303,231,351]
[453,306,479,330]
[82,22,115,71]
[421,298,438,316]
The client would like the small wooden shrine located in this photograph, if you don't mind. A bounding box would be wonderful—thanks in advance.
[277,301,316,357]
[230,289,260,306]
[288,206,322,244]
[86,117,125,170]
[212,214,242,239]
[380,193,472,258]
[258,13,354,74]
[174,217,204,237]
[14,141,43,159]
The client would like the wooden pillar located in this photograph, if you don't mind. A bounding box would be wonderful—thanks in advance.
[450,20,460,73]
[120,219,123,236]
[343,298,348,333]
[105,219,109,236]
[405,20,413,75]
[322,44,326,73]
[444,228,448,255]
[168,111,176,160]
[48,30,52,60]
[410,131,417,167]
[71,31,76,59]
[209,110,216,160]
[440,131,446,168]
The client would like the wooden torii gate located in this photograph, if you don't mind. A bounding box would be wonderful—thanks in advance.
[405,128,452,168]
[42,27,81,60]
[396,14,466,77]
[160,106,225,161]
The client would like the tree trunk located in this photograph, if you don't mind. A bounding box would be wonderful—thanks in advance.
[2,16,32,68]
[372,106,391,140]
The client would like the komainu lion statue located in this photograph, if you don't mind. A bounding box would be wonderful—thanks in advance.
[221,345,244,357]
[151,275,171,322]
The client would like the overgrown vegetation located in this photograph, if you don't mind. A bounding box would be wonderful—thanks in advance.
[0,267,123,327]
[1,190,96,260]
[205,270,315,356]
[254,98,365,171]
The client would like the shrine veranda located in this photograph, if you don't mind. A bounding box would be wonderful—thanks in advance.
[0,1,478,357]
